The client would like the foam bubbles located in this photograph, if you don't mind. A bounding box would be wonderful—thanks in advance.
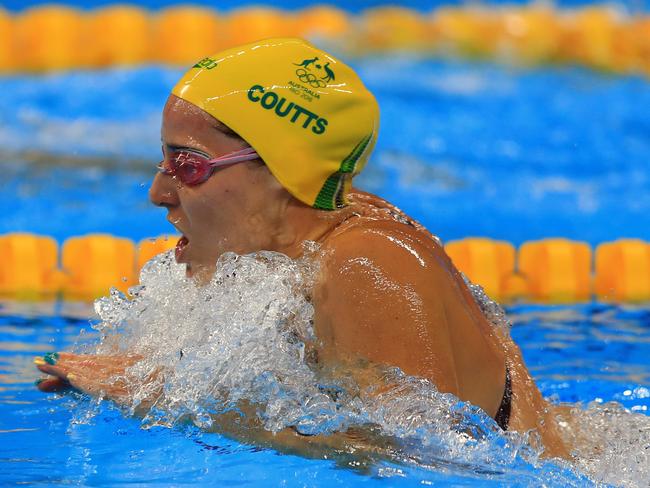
[463,274,512,335]
[92,249,328,433]
[85,248,647,485]
[558,402,650,487]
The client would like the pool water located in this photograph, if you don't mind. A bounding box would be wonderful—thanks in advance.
[2,57,650,486]
[4,59,650,245]
[1,299,648,486]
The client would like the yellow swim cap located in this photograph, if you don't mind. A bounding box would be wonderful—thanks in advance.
[172,38,379,210]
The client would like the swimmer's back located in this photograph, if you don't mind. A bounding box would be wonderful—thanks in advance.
[313,190,507,419]
[313,189,571,458]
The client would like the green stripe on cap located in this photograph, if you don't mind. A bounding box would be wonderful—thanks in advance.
[314,133,373,210]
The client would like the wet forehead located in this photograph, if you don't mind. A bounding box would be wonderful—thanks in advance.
[161,95,222,152]
[162,95,240,149]
[163,95,212,132]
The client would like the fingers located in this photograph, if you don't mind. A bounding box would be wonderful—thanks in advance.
[34,360,73,381]
[35,376,70,392]
[34,352,142,375]
[33,351,142,403]
[34,353,81,381]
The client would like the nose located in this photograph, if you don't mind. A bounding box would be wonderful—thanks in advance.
[149,171,180,208]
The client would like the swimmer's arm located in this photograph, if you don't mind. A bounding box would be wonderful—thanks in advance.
[34,354,390,462]
[34,352,159,409]
[206,405,393,463]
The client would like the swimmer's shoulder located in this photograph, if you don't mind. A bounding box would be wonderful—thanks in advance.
[316,192,479,325]
[312,198,464,388]
[319,191,450,275]
[317,212,454,302]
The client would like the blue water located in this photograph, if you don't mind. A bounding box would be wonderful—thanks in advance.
[1,302,647,486]
[2,51,650,485]
[4,59,650,245]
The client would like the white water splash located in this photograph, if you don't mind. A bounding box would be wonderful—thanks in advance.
[558,402,650,488]
[463,274,512,336]
[86,248,650,485]
[462,277,650,487]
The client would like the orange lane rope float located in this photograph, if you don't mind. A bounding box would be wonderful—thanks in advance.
[1,233,649,303]
[0,5,649,77]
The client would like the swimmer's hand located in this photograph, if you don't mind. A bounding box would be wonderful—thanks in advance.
[34,352,149,404]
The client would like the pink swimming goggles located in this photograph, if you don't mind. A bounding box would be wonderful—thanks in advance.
[157,146,259,186]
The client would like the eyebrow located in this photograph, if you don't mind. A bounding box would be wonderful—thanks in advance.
[163,143,210,157]
[210,119,240,138]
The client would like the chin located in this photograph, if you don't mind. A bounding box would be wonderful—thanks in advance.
[186,262,217,284]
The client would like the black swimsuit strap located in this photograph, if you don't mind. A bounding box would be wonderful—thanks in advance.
[494,365,512,431]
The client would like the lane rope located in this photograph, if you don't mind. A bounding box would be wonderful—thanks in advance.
[1,233,648,302]
[0,5,648,77]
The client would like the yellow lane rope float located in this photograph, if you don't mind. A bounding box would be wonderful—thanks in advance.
[0,4,649,76]
[2,233,650,303]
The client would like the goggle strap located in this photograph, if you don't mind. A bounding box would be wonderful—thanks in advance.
[207,147,259,167]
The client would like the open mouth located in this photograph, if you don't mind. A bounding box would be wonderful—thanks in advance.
[175,235,189,262]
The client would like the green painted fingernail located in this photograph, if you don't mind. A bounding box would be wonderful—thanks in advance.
[35,378,44,386]
[43,352,59,365]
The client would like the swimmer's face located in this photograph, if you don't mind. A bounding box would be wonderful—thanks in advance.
[150,95,287,279]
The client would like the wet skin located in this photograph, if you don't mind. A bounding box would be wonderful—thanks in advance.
[36,95,571,459]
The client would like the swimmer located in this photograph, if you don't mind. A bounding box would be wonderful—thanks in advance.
[35,38,572,459]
